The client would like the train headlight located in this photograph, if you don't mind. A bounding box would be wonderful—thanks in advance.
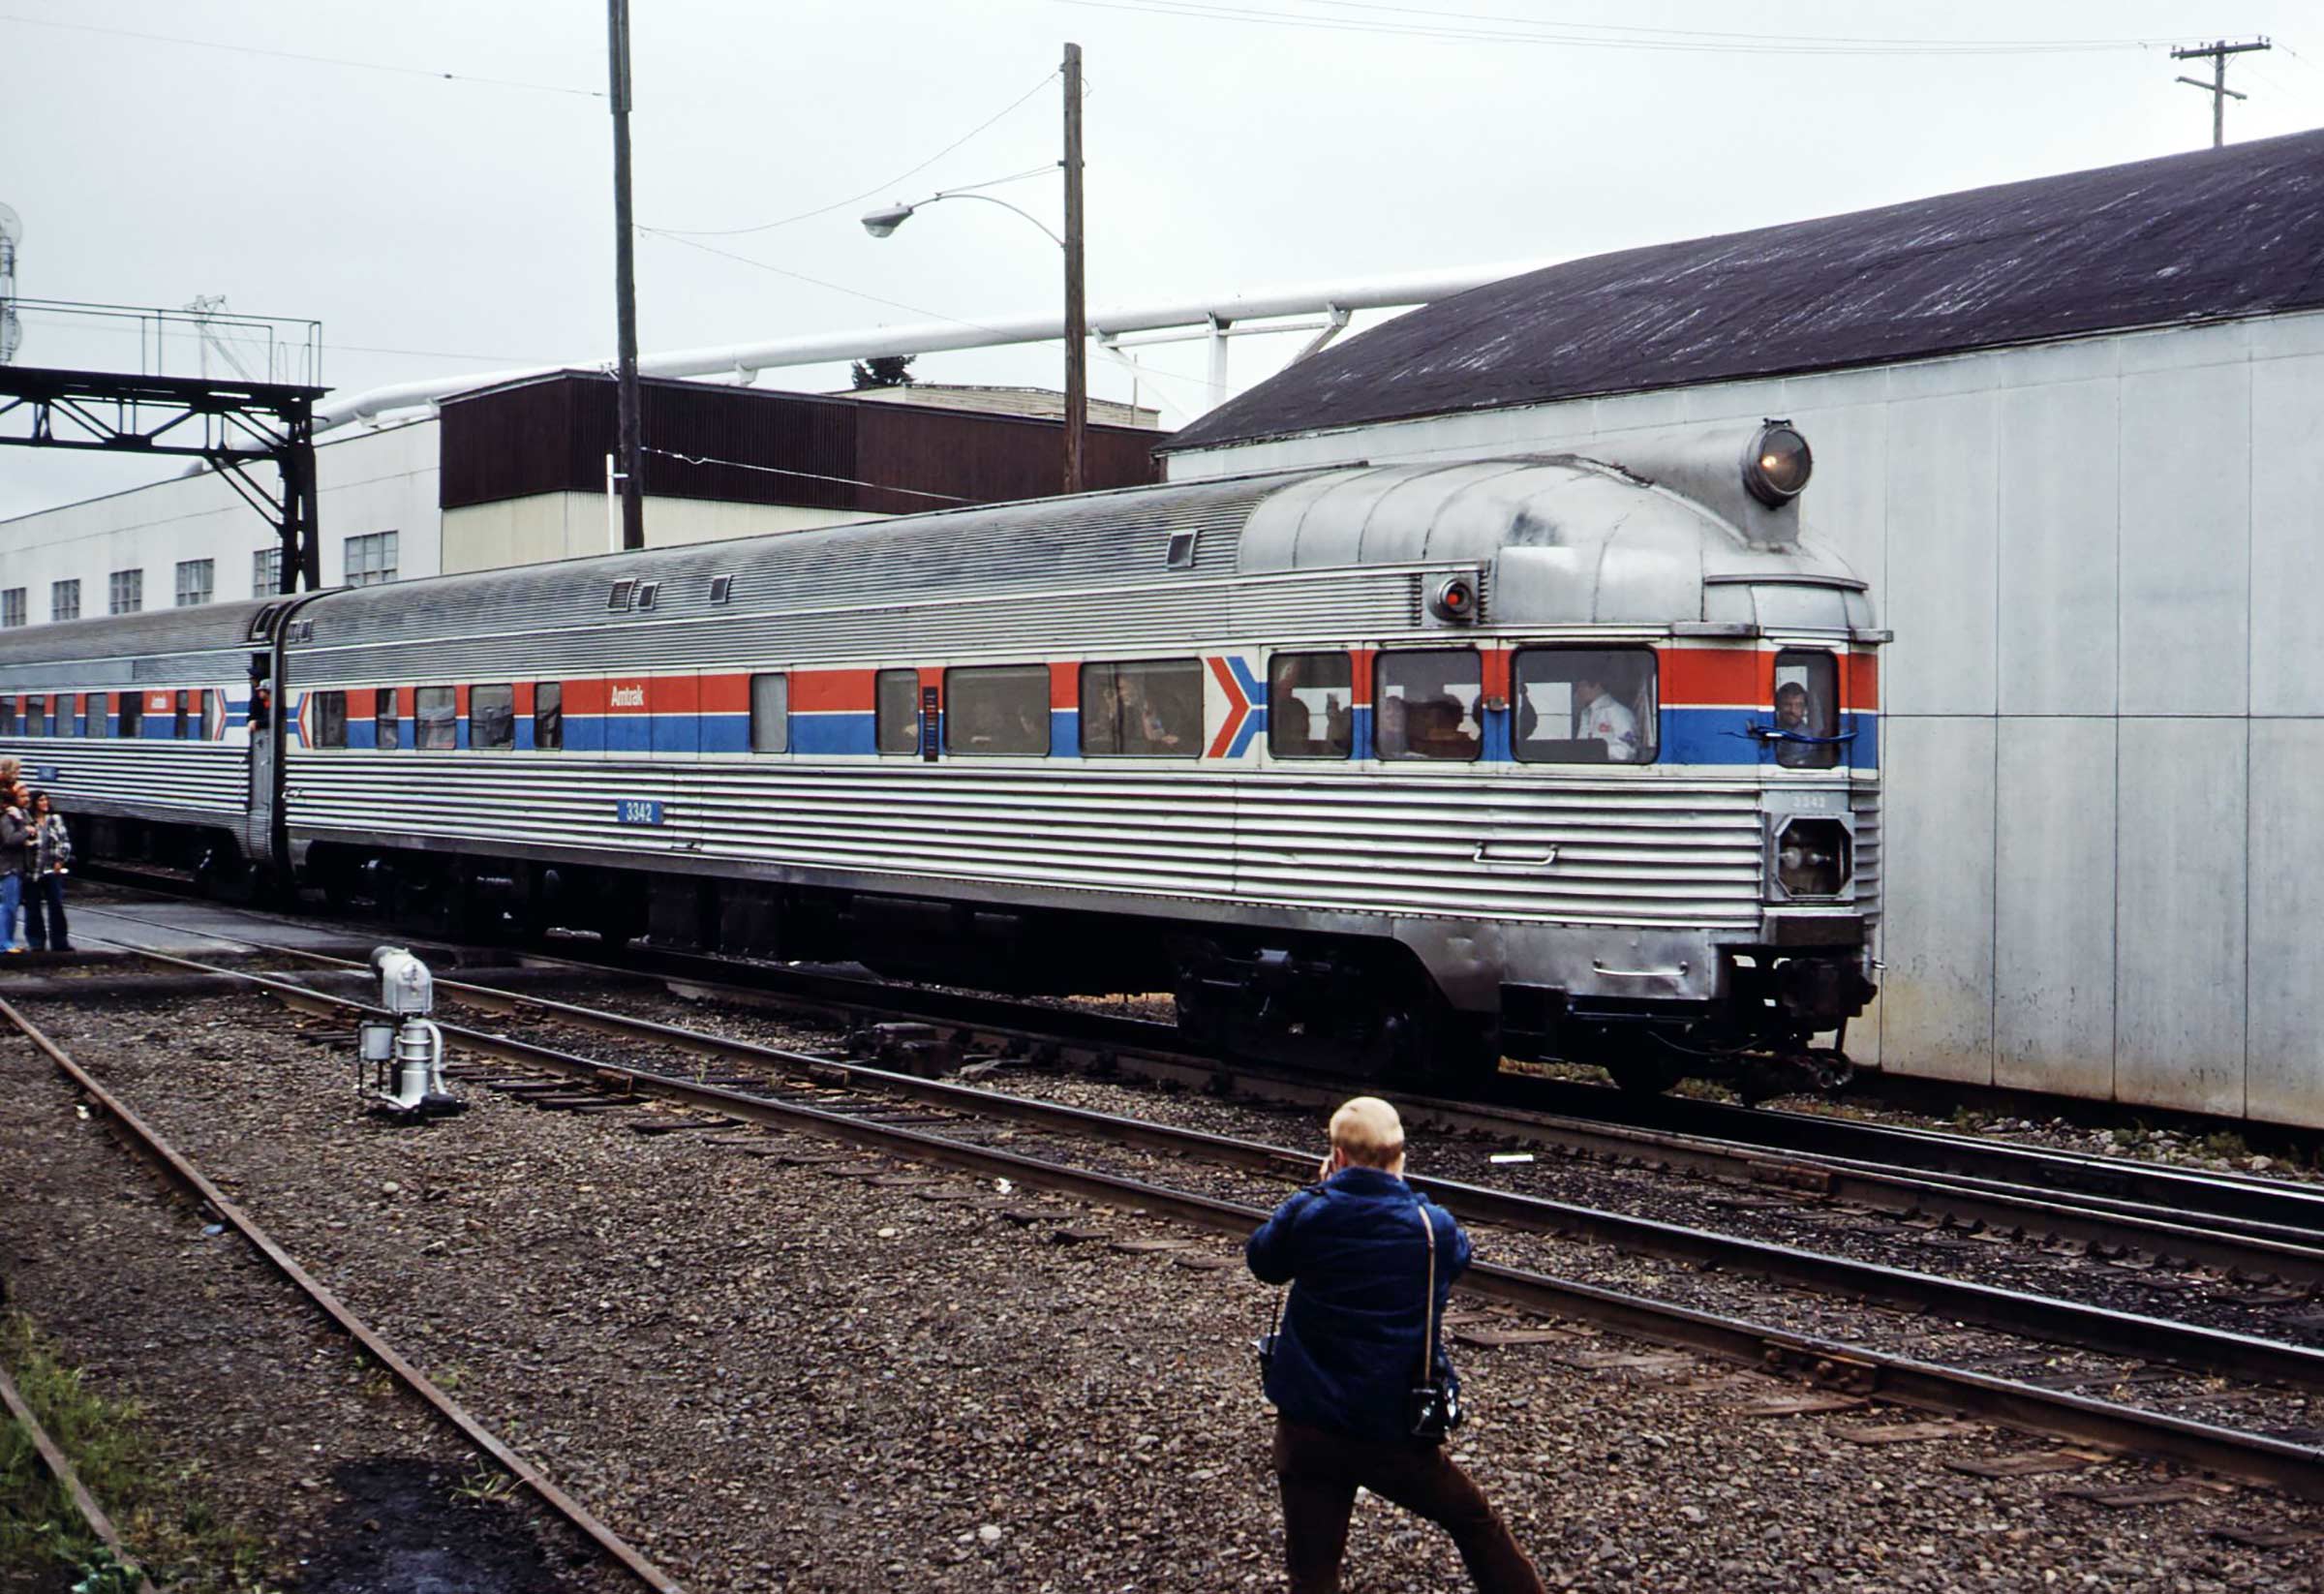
[1743,421,1813,506]
[1769,816,1851,900]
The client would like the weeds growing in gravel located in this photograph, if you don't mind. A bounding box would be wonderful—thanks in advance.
[0,1313,273,1592]
[2200,1128,2252,1162]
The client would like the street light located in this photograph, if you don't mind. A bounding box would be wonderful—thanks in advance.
[860,43,1086,494]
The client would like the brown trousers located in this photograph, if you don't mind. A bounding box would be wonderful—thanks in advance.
[1271,1417,1547,1594]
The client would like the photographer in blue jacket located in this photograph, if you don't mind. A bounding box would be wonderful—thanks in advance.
[1246,1096,1546,1594]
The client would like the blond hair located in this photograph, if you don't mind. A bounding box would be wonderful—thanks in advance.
[1329,1096,1406,1171]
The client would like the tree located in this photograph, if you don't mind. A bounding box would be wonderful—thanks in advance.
[850,354,917,389]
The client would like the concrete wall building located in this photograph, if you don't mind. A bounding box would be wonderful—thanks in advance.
[1162,131,2324,1127]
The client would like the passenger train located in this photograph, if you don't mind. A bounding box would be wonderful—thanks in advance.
[0,422,1882,1093]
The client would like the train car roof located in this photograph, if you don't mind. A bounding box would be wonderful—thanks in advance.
[1163,127,2324,453]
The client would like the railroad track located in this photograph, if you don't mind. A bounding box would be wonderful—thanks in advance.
[42,930,2324,1499]
[0,991,687,1594]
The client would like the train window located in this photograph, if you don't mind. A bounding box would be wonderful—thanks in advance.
[118,691,141,739]
[173,690,191,740]
[945,665,1050,756]
[874,669,920,754]
[1268,653,1354,759]
[315,690,349,750]
[1374,650,1482,761]
[83,693,107,739]
[1514,648,1658,765]
[709,574,734,605]
[46,695,64,737]
[636,582,660,611]
[1081,659,1201,756]
[1772,650,1840,770]
[472,685,517,751]
[22,695,42,737]
[377,688,403,751]
[749,673,789,753]
[534,682,563,751]
[201,690,224,742]
[0,698,13,735]
[607,579,635,612]
[414,687,456,751]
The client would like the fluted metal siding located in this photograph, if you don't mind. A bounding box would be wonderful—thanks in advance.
[283,756,1775,929]
[1851,783,1882,923]
[0,598,271,691]
[0,739,248,820]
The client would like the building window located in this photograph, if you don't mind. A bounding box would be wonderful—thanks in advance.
[874,668,921,754]
[49,580,79,623]
[1514,648,1658,765]
[945,665,1049,756]
[108,569,143,615]
[749,673,788,753]
[0,589,22,628]
[534,682,563,751]
[253,548,283,597]
[345,531,398,588]
[1081,659,1201,756]
[314,690,347,749]
[175,559,215,607]
[1267,652,1354,760]
[414,686,456,750]
[471,685,517,751]
[1374,650,1483,762]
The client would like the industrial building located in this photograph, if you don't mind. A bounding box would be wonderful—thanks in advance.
[1163,128,2324,1126]
[0,370,1163,619]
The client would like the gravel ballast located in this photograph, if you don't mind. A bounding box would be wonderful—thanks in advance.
[8,991,2324,1591]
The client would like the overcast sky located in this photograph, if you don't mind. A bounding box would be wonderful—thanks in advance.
[4,0,2320,518]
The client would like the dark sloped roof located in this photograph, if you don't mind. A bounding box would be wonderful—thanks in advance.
[1163,130,2324,453]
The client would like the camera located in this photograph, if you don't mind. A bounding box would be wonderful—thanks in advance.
[1407,1379,1462,1443]
[1253,1332,1278,1371]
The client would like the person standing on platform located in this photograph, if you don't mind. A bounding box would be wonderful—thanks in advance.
[0,784,27,955]
[23,792,71,953]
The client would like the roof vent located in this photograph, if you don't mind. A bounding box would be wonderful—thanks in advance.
[709,574,733,604]
[607,578,636,611]
[636,581,661,611]
[1165,531,1197,570]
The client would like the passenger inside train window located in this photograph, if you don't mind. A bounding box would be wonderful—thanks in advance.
[1268,653,1354,759]
[1771,651,1840,770]
[875,669,920,754]
[1081,659,1202,755]
[1374,651,1482,761]
[945,665,1050,756]
[315,691,349,750]
[472,685,517,751]
[414,687,456,751]
[377,688,403,751]
[749,673,788,753]
[534,683,564,751]
[1514,648,1658,764]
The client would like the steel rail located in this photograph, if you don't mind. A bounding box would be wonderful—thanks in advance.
[0,1356,160,1594]
[78,935,2324,1390]
[81,906,2324,1284]
[78,950,2324,1447]
[0,996,688,1594]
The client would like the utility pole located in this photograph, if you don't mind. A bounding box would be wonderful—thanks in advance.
[2172,38,2270,150]
[1061,42,1086,496]
[608,0,646,549]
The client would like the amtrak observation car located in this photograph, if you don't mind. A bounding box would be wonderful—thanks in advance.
[0,420,1881,1093]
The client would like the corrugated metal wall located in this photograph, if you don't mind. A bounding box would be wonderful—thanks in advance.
[439,374,1162,514]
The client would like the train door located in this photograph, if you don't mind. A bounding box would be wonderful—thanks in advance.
[244,604,289,875]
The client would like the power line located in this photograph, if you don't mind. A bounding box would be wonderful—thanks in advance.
[1049,0,2194,57]
[648,70,1060,237]
[636,228,1024,338]
[2,12,603,97]
[644,445,974,504]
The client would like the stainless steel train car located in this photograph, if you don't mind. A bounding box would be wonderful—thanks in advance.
[0,422,1881,1090]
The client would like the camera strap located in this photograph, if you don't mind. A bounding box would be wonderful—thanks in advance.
[1416,1199,1439,1386]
